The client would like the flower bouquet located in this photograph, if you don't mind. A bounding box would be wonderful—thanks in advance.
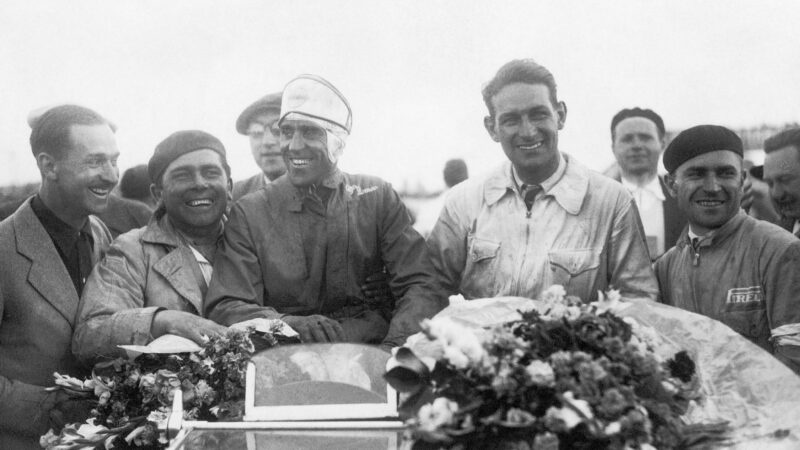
[41,322,299,449]
[385,287,730,449]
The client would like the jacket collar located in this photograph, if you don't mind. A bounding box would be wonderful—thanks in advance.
[676,210,747,250]
[483,154,588,215]
[285,168,344,212]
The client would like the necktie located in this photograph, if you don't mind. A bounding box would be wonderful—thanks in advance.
[521,184,541,211]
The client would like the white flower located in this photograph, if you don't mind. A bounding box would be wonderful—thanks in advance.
[604,421,621,435]
[541,285,567,304]
[591,289,625,314]
[422,317,486,368]
[417,397,459,432]
[443,346,470,369]
[525,360,555,386]
[545,405,582,430]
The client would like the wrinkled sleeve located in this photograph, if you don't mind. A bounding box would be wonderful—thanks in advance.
[426,188,470,297]
[72,238,161,365]
[0,280,59,437]
[205,202,282,326]
[378,185,448,348]
[607,194,659,301]
[765,241,800,374]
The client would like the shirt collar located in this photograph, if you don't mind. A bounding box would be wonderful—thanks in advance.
[620,175,666,201]
[287,168,344,212]
[30,194,91,252]
[485,153,588,215]
[679,210,747,249]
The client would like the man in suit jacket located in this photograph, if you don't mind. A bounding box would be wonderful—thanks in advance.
[609,107,687,259]
[232,92,287,200]
[0,104,119,449]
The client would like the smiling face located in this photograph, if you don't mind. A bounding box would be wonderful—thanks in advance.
[764,145,800,221]
[612,116,664,179]
[279,118,334,187]
[49,124,119,225]
[152,149,231,237]
[484,83,566,184]
[247,111,286,181]
[666,150,744,235]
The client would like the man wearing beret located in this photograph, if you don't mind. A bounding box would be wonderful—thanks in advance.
[0,104,117,449]
[608,107,686,259]
[73,130,229,365]
[233,92,287,200]
[655,124,800,373]
[763,127,800,238]
[205,74,447,350]
[427,59,658,303]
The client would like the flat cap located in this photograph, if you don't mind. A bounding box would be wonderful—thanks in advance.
[663,124,743,173]
[235,92,282,135]
[148,130,226,183]
[279,74,352,133]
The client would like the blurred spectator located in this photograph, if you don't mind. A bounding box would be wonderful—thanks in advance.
[741,162,781,224]
[608,107,686,259]
[763,128,800,237]
[233,92,287,200]
[412,158,468,237]
[119,164,155,208]
[96,193,152,238]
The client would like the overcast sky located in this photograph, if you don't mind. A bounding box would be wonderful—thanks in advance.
[1,0,798,191]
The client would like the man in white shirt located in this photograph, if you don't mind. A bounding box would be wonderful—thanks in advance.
[763,128,800,238]
[610,108,687,258]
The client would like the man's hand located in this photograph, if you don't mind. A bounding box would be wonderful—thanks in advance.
[151,310,227,344]
[361,270,394,305]
[281,314,345,343]
[48,391,94,431]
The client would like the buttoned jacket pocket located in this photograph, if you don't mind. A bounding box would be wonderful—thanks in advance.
[461,235,501,297]
[549,248,601,298]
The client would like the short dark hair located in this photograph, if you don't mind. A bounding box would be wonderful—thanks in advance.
[482,59,558,117]
[120,164,152,200]
[443,158,468,188]
[610,107,665,140]
[30,104,114,160]
[764,128,800,156]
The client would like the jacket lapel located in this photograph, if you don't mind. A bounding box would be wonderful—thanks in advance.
[152,246,204,314]
[14,201,80,326]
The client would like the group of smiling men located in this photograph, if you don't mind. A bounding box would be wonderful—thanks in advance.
[2,59,800,448]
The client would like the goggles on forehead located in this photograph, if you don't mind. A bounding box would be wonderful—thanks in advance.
[280,112,348,164]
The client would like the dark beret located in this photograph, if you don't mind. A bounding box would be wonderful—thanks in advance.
[663,124,743,173]
[148,130,226,183]
[610,107,665,138]
[235,92,282,135]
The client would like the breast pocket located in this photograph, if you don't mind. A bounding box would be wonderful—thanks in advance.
[461,235,501,297]
[548,249,601,299]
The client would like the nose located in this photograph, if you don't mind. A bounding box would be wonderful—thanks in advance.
[261,129,277,146]
[99,160,119,186]
[702,173,722,192]
[519,117,537,138]
[288,132,306,151]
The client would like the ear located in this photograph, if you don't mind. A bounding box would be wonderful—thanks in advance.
[150,183,162,206]
[556,101,567,130]
[664,173,678,199]
[484,116,499,142]
[37,152,58,181]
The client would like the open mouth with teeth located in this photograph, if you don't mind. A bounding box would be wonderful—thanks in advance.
[517,141,544,151]
[289,157,313,168]
[695,199,725,207]
[89,187,111,198]
[186,199,214,207]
